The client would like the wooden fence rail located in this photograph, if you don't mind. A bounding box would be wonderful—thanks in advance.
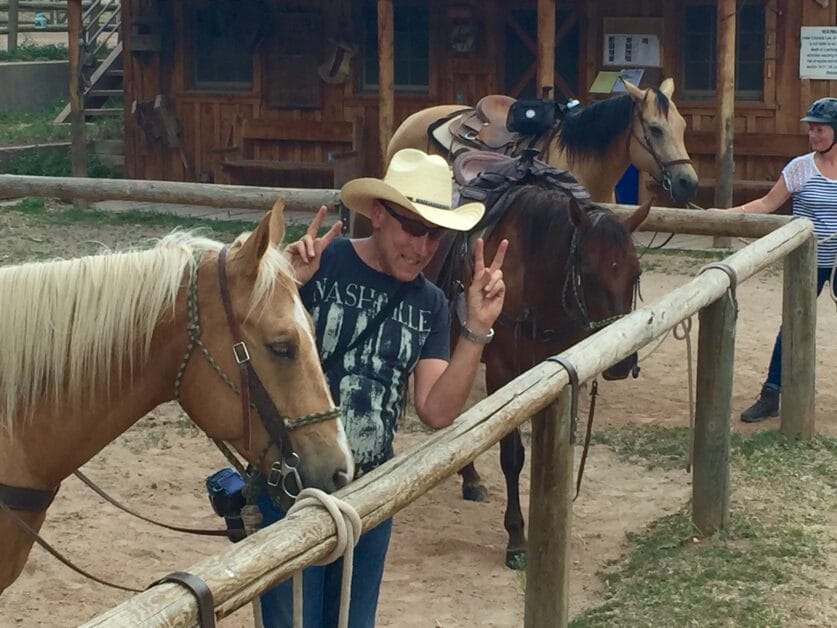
[77,215,814,627]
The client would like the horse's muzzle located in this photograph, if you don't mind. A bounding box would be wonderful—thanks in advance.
[603,353,638,381]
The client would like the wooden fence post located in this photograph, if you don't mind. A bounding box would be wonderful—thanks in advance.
[8,0,19,52]
[524,386,573,628]
[693,289,735,534]
[780,235,817,438]
[68,0,88,188]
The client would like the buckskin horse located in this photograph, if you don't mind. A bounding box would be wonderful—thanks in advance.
[387,78,697,205]
[440,159,650,568]
[0,201,353,594]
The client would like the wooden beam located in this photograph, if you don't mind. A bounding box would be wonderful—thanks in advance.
[780,236,817,438]
[67,0,87,187]
[377,0,394,169]
[714,0,736,209]
[7,0,18,51]
[693,283,735,534]
[536,0,556,97]
[524,390,573,628]
[686,131,809,158]
[0,175,339,211]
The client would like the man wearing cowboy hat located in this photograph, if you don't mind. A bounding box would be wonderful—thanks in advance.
[257,148,507,627]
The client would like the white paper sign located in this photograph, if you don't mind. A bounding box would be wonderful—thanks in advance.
[800,27,837,79]
[604,34,660,67]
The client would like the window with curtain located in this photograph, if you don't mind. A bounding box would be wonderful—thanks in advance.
[680,1,766,101]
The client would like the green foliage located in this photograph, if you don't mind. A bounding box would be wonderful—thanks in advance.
[591,425,691,470]
[6,197,310,243]
[1,151,121,179]
[575,426,837,626]
[0,41,68,62]
[0,105,123,146]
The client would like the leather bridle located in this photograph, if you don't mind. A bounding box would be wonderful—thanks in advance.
[630,105,693,198]
[174,246,340,500]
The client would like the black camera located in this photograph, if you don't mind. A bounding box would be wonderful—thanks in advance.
[206,468,247,542]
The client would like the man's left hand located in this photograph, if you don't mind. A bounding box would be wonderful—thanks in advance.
[466,238,508,334]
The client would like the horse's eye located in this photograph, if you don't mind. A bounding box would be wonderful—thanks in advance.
[267,341,296,359]
[649,125,664,137]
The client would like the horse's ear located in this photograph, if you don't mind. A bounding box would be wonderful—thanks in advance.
[236,198,286,273]
[659,78,675,99]
[568,197,592,230]
[622,80,645,103]
[623,198,652,233]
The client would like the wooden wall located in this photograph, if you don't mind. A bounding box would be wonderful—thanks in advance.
[122,0,836,189]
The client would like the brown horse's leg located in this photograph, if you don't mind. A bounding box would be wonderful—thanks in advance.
[500,428,527,569]
[458,461,489,502]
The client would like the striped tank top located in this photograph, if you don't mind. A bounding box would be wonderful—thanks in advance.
[782,153,837,268]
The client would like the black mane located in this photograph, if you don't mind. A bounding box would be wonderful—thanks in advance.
[555,90,670,161]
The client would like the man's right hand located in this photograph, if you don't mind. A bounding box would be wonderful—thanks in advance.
[285,205,343,284]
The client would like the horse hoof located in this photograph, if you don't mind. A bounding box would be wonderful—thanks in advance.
[505,550,527,570]
[462,484,489,502]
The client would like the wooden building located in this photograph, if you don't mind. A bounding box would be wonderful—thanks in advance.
[119,0,837,202]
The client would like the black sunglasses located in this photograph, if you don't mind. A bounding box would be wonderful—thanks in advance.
[381,202,445,240]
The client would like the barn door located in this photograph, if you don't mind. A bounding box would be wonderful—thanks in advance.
[504,4,581,100]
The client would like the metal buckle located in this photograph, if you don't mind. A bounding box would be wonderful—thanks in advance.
[265,453,303,500]
[281,453,303,500]
[232,342,250,364]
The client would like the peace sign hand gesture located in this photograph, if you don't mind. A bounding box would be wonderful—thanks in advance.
[285,205,343,284]
[465,237,509,336]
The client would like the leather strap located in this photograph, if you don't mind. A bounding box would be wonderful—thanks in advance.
[73,470,230,536]
[217,246,253,452]
[151,571,216,628]
[0,496,142,592]
[546,354,580,443]
[0,482,58,512]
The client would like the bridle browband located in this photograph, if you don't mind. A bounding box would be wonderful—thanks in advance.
[174,246,339,500]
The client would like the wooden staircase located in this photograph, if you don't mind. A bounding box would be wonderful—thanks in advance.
[54,0,123,124]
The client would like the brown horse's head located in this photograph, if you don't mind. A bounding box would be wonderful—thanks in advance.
[178,202,353,497]
[623,79,698,205]
[497,188,650,380]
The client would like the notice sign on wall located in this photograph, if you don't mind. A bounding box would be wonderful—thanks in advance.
[800,27,837,79]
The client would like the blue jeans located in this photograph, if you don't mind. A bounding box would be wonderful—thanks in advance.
[257,490,392,628]
[765,267,834,389]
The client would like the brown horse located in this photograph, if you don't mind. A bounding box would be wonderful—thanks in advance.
[0,202,353,594]
[456,184,650,568]
[387,79,697,205]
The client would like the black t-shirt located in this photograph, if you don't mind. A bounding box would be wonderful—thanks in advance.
[300,238,450,475]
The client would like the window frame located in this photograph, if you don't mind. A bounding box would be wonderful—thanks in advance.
[678,0,769,103]
[360,0,430,93]
[187,0,257,93]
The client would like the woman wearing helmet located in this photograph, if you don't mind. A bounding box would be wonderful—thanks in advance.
[717,98,837,422]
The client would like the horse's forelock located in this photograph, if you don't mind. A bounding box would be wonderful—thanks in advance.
[651,88,671,118]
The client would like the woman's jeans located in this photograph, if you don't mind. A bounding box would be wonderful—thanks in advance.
[764,267,833,389]
[256,489,392,628]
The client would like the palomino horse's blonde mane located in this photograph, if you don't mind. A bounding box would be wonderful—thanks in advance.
[0,230,293,431]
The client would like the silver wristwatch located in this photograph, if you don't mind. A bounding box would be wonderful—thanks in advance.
[460,323,494,345]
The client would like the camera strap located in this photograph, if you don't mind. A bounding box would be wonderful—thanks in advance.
[321,282,410,371]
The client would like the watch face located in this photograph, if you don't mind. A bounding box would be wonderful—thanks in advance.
[449,23,476,53]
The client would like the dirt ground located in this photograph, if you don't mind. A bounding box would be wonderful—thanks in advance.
[0,212,835,627]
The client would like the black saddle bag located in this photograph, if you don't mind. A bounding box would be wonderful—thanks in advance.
[506,99,555,135]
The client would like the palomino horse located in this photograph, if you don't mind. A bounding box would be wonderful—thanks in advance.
[455,180,650,568]
[387,79,697,204]
[0,202,354,594]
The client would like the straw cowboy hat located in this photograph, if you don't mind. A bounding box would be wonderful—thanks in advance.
[341,148,485,231]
